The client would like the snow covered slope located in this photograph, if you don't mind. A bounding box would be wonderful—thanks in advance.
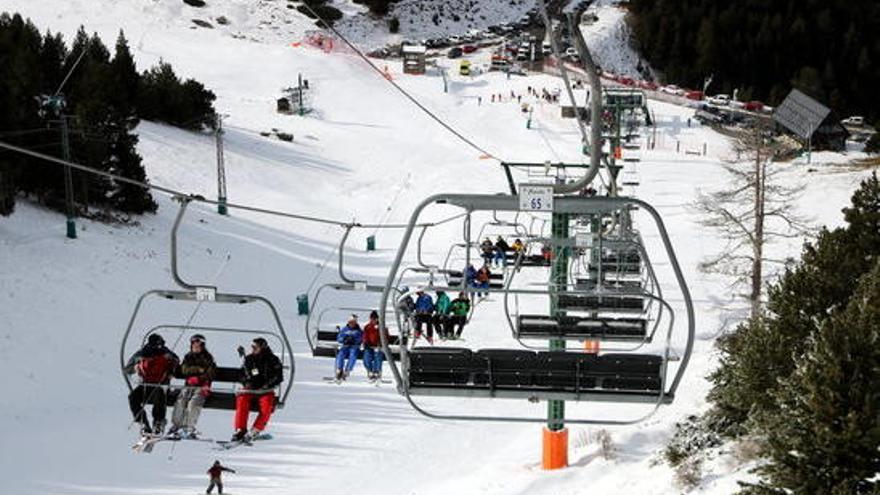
[1,2,876,494]
[581,0,651,79]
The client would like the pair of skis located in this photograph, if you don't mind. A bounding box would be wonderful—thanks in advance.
[132,432,272,453]
[323,375,392,386]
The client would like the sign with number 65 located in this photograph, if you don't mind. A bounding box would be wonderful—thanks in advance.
[519,184,554,212]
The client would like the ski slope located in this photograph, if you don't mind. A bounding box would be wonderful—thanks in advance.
[0,2,875,494]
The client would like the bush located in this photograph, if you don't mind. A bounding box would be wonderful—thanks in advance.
[138,61,216,130]
[388,17,400,33]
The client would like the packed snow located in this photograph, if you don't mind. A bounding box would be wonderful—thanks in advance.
[580,0,652,79]
[0,1,876,494]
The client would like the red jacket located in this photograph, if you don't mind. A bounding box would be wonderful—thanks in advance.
[362,321,382,347]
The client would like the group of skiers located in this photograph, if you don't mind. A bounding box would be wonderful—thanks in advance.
[333,310,388,381]
[398,289,472,343]
[124,333,283,443]
[480,235,525,266]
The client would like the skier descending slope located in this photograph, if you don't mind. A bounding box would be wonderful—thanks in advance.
[231,338,283,442]
[124,334,179,435]
[169,334,216,439]
[334,315,363,381]
[206,460,236,494]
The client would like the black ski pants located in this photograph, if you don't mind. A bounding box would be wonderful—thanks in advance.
[128,384,167,430]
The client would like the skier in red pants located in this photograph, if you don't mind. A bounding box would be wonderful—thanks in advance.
[232,338,283,442]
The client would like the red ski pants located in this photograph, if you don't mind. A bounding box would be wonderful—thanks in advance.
[233,391,275,431]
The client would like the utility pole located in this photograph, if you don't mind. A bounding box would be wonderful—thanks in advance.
[61,114,77,239]
[298,73,305,116]
[215,114,228,215]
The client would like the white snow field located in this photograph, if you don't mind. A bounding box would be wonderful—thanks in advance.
[1,2,876,494]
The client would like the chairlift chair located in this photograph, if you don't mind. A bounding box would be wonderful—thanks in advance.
[377,193,695,424]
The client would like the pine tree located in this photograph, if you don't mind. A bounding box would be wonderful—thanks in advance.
[748,260,880,494]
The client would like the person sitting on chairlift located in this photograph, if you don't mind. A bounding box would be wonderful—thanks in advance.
[361,311,387,381]
[447,292,471,339]
[495,236,511,253]
[414,290,435,343]
[124,334,180,436]
[169,334,216,439]
[512,238,525,254]
[335,315,363,381]
[464,263,478,288]
[433,290,452,339]
[475,265,491,297]
[232,337,283,442]
[479,237,494,265]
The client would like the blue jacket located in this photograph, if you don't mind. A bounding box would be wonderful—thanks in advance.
[465,265,477,282]
[336,325,363,347]
[415,293,434,313]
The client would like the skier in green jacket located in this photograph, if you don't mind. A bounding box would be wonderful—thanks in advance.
[432,290,452,339]
[447,292,471,339]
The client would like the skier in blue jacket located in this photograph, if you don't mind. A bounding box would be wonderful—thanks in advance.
[335,316,363,381]
[413,290,435,343]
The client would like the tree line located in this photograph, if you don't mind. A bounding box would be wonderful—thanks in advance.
[0,12,217,217]
[666,173,880,494]
[627,0,880,121]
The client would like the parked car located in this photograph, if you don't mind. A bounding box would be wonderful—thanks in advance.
[462,44,478,54]
[842,116,865,127]
[638,80,659,91]
[542,42,552,55]
[743,101,765,112]
[447,35,462,45]
[660,84,684,96]
[447,47,463,59]
[684,90,703,101]
[459,60,471,76]
[618,77,635,86]
[708,94,731,106]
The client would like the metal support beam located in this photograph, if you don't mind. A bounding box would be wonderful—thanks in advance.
[216,114,228,215]
[61,116,76,239]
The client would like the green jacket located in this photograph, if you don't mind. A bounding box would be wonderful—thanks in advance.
[450,298,470,316]
[435,293,452,315]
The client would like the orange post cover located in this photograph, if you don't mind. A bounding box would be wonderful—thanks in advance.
[542,427,569,470]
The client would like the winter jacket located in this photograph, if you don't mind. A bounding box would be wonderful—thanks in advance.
[450,298,471,316]
[480,240,494,254]
[512,241,525,253]
[125,345,179,385]
[435,293,452,315]
[178,350,217,387]
[496,238,511,252]
[415,293,434,314]
[398,295,415,315]
[240,348,283,390]
[208,465,235,479]
[362,321,385,347]
[464,265,477,282]
[476,268,491,283]
[336,324,363,347]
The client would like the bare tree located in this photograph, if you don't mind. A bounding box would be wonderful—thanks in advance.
[695,121,809,319]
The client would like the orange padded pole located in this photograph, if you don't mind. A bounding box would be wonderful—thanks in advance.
[542,427,569,470]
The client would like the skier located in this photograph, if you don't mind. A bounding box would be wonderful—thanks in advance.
[448,292,471,339]
[335,316,363,381]
[432,290,452,339]
[413,289,435,343]
[397,288,415,327]
[492,243,506,267]
[511,238,525,254]
[495,236,511,253]
[169,334,216,439]
[464,263,478,290]
[124,334,179,435]
[361,310,386,381]
[206,460,235,494]
[232,337,283,442]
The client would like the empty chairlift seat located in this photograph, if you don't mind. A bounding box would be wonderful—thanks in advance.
[575,277,643,292]
[405,348,666,402]
[516,314,648,341]
[557,293,645,313]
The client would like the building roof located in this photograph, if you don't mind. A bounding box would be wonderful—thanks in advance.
[402,44,427,54]
[773,88,831,140]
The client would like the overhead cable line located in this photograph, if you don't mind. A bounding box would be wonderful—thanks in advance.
[0,139,465,230]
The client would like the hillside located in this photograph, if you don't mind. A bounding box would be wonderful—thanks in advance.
[627,0,880,119]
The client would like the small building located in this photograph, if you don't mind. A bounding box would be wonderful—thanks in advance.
[402,44,427,75]
[773,88,849,151]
